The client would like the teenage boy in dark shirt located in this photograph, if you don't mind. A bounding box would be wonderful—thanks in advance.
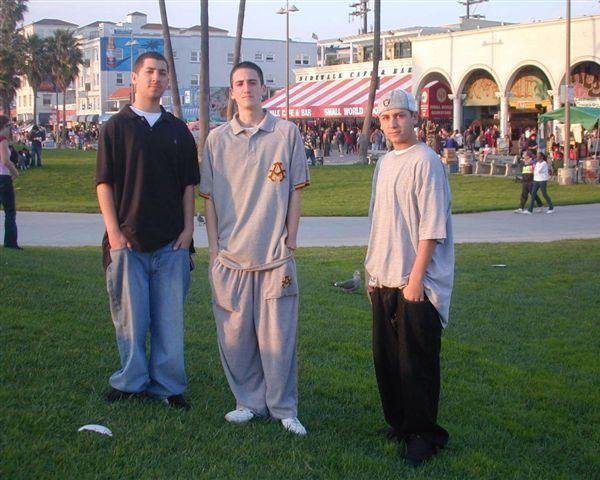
[96,52,199,409]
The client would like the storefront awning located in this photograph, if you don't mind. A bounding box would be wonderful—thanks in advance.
[263,74,412,119]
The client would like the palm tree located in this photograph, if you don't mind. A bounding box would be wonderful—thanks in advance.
[22,34,50,125]
[358,0,381,163]
[159,0,182,119]
[47,29,83,142]
[0,49,23,115]
[226,0,246,120]
[0,0,28,36]
[0,0,28,115]
[198,0,210,153]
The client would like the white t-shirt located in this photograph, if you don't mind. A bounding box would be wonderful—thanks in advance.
[365,142,455,327]
[533,160,550,181]
[129,105,162,127]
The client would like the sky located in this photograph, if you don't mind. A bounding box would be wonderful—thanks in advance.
[22,0,599,42]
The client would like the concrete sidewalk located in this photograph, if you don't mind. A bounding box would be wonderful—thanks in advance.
[10,203,600,248]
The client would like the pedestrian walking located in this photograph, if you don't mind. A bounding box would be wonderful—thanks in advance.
[526,151,555,214]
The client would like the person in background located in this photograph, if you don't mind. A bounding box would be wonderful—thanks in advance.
[0,115,22,250]
[29,125,45,167]
[526,151,555,215]
[514,151,543,214]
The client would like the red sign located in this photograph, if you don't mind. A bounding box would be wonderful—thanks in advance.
[420,81,452,119]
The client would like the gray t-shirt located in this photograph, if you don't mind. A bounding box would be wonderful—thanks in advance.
[364,142,454,327]
[200,111,309,271]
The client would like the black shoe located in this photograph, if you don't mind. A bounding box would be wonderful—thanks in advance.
[164,394,190,410]
[5,245,23,250]
[106,387,137,402]
[379,426,401,442]
[402,434,438,467]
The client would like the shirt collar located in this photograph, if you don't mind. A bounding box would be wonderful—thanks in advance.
[230,109,276,135]
[120,104,173,123]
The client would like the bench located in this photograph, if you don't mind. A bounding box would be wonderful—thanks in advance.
[474,154,519,176]
[367,149,387,165]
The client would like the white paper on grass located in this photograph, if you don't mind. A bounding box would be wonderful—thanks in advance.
[491,264,507,267]
[78,424,113,436]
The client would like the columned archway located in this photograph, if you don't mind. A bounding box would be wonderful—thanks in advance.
[459,68,501,134]
[415,71,454,129]
[505,65,552,141]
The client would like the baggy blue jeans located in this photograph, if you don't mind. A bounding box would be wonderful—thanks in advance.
[106,242,190,397]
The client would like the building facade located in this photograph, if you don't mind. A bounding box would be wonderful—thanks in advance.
[16,11,317,126]
[270,14,600,140]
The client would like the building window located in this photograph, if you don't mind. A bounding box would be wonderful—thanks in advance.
[191,74,200,86]
[265,73,274,84]
[266,52,274,62]
[190,50,200,63]
[172,50,178,59]
[81,101,86,110]
[227,52,234,64]
[294,53,310,65]
[254,52,264,62]
[116,73,123,85]
[42,95,52,106]
[394,42,412,59]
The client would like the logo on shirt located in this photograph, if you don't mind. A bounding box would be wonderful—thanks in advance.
[268,161,286,182]
[281,275,292,289]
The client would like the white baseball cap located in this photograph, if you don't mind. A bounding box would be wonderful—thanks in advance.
[377,88,417,113]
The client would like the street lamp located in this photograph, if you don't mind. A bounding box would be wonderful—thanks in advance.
[124,38,139,104]
[277,2,299,120]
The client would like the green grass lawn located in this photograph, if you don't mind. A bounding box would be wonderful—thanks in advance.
[1,242,598,479]
[12,149,600,215]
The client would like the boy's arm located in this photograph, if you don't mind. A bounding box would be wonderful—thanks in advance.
[403,239,437,302]
[173,185,195,250]
[285,189,302,252]
[204,197,219,265]
[97,183,129,250]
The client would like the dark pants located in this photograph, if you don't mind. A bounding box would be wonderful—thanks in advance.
[520,177,542,209]
[0,175,18,247]
[31,144,42,167]
[371,287,449,447]
[528,181,554,212]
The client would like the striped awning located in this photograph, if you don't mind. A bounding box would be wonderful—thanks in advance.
[263,74,412,119]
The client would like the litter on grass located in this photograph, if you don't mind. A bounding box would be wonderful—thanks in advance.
[491,264,507,267]
[78,424,113,437]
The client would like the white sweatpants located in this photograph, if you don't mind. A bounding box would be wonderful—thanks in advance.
[210,258,299,419]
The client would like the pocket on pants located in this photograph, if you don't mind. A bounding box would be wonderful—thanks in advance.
[263,260,299,300]
[106,249,129,312]
[210,259,241,312]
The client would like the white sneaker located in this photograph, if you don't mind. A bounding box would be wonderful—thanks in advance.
[522,210,532,215]
[281,417,307,436]
[514,208,523,213]
[546,209,555,214]
[225,408,254,424]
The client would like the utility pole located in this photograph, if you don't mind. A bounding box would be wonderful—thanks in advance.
[349,0,370,34]
[458,0,488,20]
[563,0,572,182]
